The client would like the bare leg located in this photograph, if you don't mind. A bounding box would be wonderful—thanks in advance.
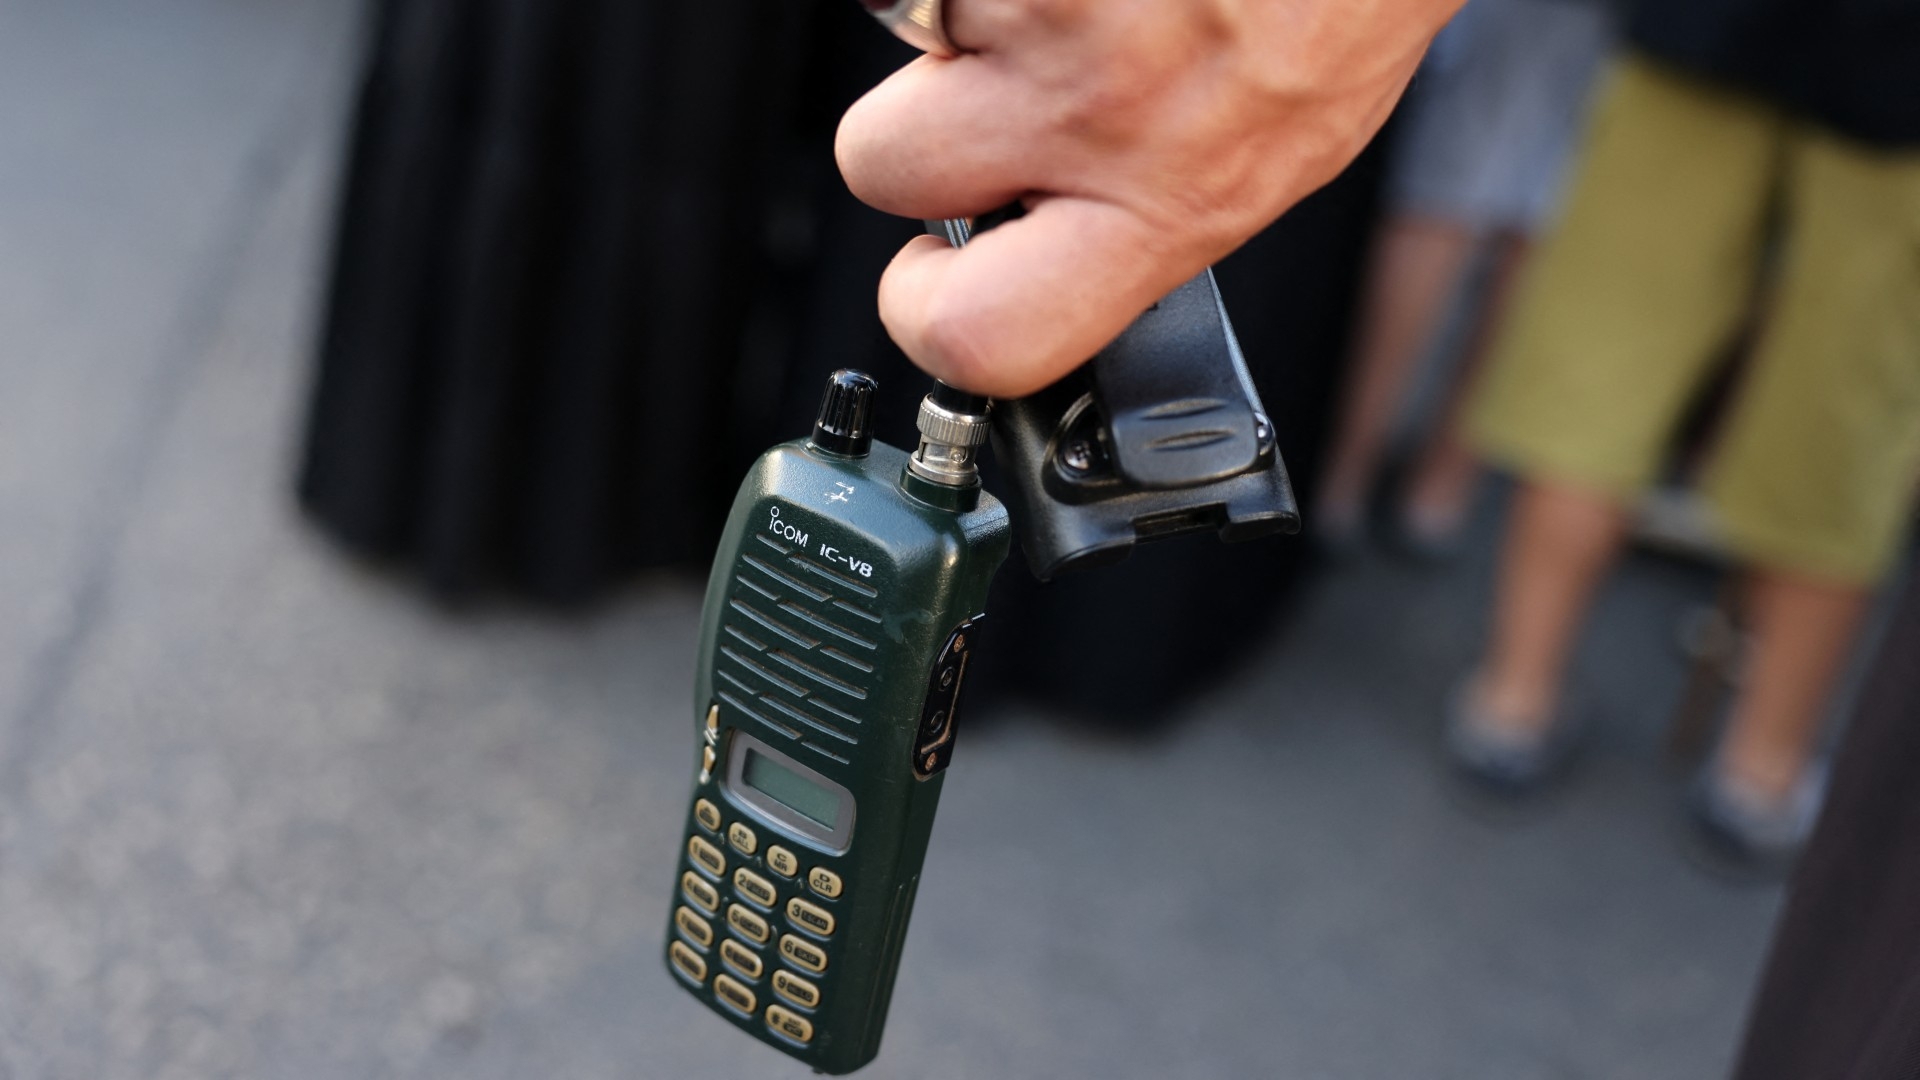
[1715,571,1870,802]
[1316,215,1479,535]
[1402,231,1534,542]
[1472,479,1630,733]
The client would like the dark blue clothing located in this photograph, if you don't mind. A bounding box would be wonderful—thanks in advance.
[1629,0,1920,145]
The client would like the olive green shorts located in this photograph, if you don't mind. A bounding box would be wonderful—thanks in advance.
[1469,55,1920,584]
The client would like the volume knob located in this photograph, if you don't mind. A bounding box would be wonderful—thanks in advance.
[810,369,878,458]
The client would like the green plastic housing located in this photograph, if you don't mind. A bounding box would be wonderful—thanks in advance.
[665,436,1010,1075]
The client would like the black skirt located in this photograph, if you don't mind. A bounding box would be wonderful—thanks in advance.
[300,0,861,601]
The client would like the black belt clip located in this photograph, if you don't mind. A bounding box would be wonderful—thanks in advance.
[927,211,1300,580]
[991,264,1299,579]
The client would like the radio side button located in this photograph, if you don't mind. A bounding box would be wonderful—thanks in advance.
[720,939,764,979]
[734,868,779,909]
[786,897,836,937]
[688,836,727,878]
[674,906,714,948]
[806,866,843,899]
[766,845,799,878]
[669,940,707,984]
[727,821,758,856]
[714,973,758,1016]
[772,969,821,1010]
[767,1004,815,1044]
[693,798,722,833]
[681,871,720,913]
[779,934,829,975]
[727,903,772,945]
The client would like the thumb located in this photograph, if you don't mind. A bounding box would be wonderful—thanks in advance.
[877,198,1198,398]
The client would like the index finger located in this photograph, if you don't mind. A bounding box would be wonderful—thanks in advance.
[836,54,1038,221]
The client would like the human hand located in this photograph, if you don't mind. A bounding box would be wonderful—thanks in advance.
[837,0,1460,397]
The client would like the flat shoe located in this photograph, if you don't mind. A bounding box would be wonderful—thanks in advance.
[1444,677,1584,797]
[1684,761,1826,878]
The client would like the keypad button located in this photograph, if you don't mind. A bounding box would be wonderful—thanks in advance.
[669,940,706,984]
[807,866,843,899]
[786,897,836,937]
[714,973,758,1016]
[779,933,828,975]
[674,906,714,948]
[688,835,727,878]
[693,798,722,833]
[720,939,764,980]
[734,867,778,909]
[771,969,821,1010]
[766,845,799,878]
[680,871,720,913]
[727,903,771,945]
[767,1004,815,1044]
[728,821,758,856]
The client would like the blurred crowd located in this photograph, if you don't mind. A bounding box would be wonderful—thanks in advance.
[1317,0,1919,873]
[1318,9,1920,1064]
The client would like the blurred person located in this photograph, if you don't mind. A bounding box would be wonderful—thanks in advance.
[1448,3,1920,866]
[1317,0,1616,556]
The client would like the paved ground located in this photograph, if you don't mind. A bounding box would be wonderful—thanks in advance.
[0,2,1789,1078]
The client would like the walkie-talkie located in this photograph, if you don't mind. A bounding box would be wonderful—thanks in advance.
[668,213,1298,1074]
[665,371,1009,1075]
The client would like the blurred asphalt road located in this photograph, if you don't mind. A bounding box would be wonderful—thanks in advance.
[0,2,1784,1078]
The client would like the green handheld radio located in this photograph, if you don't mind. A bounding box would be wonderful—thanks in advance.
[668,207,1297,1072]
[665,371,1010,1075]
